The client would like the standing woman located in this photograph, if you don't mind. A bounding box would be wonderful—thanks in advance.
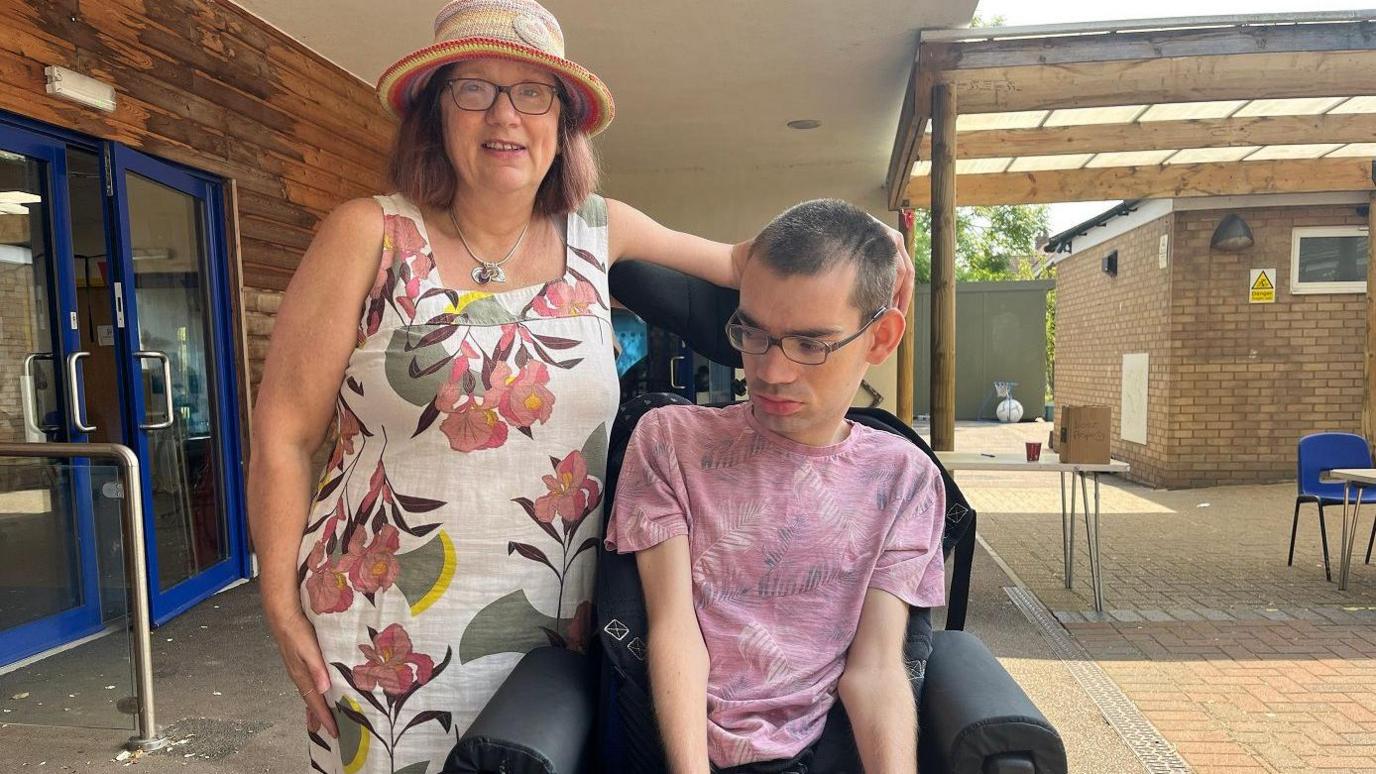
[248,1,912,771]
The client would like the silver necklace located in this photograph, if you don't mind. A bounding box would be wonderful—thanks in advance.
[448,208,531,285]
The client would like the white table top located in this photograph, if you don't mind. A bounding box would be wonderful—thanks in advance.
[937,451,1130,474]
[1329,468,1376,486]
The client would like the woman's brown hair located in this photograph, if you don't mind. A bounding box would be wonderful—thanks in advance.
[387,64,599,216]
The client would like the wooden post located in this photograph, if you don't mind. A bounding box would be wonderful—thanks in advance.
[1365,191,1376,455]
[897,209,916,426]
[930,83,957,451]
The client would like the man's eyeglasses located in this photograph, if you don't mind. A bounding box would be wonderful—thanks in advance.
[446,78,560,115]
[725,307,888,366]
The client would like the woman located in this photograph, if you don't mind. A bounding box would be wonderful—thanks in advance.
[248,2,910,772]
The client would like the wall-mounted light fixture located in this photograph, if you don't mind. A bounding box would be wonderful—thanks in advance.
[1210,213,1254,252]
[44,66,116,113]
[1101,250,1118,277]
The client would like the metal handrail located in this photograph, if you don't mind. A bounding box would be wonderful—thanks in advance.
[0,442,164,752]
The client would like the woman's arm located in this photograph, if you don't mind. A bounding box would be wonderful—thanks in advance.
[605,198,914,315]
[247,196,384,736]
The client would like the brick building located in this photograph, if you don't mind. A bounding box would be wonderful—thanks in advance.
[1048,193,1368,488]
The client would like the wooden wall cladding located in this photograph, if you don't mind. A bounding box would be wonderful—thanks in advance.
[0,0,395,291]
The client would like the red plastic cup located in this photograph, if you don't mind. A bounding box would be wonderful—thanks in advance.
[1025,441,1043,462]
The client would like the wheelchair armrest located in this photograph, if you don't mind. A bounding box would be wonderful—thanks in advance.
[444,647,596,774]
[920,631,1067,774]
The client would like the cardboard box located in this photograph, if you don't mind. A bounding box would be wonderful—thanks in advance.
[1057,405,1111,464]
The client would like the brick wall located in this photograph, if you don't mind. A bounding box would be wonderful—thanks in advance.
[1056,203,1367,488]
[1054,214,1175,485]
[1168,206,1365,488]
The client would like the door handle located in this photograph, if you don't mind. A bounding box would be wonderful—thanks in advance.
[22,352,59,434]
[133,351,175,430]
[65,351,96,433]
[669,355,686,390]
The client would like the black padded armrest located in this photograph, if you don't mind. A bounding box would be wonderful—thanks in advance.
[920,631,1067,774]
[444,647,596,774]
[608,259,742,368]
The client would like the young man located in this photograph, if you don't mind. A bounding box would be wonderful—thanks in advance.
[606,199,946,773]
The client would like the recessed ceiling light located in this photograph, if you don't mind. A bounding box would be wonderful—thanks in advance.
[787,119,821,130]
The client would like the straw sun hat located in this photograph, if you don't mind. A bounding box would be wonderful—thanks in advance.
[376,0,615,136]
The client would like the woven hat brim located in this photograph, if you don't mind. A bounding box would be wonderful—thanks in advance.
[376,38,614,136]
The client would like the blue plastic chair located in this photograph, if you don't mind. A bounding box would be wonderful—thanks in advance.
[1291,433,1376,581]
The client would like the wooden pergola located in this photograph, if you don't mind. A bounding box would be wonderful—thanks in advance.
[886,11,1376,451]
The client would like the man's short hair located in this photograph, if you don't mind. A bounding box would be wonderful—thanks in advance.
[748,199,896,316]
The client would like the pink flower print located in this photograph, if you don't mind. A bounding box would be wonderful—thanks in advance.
[384,215,427,262]
[532,279,599,317]
[305,540,354,615]
[327,403,363,472]
[440,400,509,452]
[352,624,435,696]
[499,362,555,428]
[497,323,535,353]
[534,451,601,524]
[347,525,401,595]
[435,356,472,412]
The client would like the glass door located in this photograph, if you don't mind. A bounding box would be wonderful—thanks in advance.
[0,124,105,665]
[107,145,245,625]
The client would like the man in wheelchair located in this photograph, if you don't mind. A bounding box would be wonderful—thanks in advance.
[444,202,1067,774]
[606,199,942,773]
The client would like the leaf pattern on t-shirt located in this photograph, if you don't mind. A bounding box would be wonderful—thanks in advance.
[737,620,798,685]
[700,430,769,470]
[692,500,766,577]
[791,462,864,553]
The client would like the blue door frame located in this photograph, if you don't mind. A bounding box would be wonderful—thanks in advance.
[106,144,249,626]
[0,112,249,666]
[0,122,104,665]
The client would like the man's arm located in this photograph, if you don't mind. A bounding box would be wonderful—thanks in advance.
[637,535,711,774]
[839,588,917,774]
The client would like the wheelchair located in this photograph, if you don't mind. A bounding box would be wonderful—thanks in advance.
[443,263,1067,774]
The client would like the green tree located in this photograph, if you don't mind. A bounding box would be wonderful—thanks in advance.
[906,204,1050,282]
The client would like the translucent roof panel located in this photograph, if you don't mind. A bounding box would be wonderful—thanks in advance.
[1322,143,1376,158]
[955,157,1013,174]
[1084,150,1176,168]
[1232,97,1347,117]
[1163,146,1261,164]
[1244,143,1343,160]
[1043,105,1149,127]
[911,160,932,177]
[954,110,1049,131]
[1137,100,1248,122]
[1328,96,1376,115]
[1006,154,1095,172]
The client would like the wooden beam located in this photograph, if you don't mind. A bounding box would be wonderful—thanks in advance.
[903,157,1376,208]
[1366,189,1376,458]
[884,43,949,210]
[939,50,1376,115]
[942,20,1376,70]
[930,83,957,452]
[896,210,916,426]
[916,112,1376,161]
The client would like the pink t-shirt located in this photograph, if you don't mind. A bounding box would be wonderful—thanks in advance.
[605,402,946,767]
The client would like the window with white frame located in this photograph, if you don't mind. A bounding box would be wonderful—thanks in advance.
[1290,226,1368,294]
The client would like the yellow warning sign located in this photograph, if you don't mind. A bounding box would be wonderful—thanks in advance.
[1249,268,1276,304]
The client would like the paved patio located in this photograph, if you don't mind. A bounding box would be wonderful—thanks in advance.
[943,419,1376,774]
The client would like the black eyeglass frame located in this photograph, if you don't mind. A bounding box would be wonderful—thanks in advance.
[444,77,562,115]
[724,306,889,365]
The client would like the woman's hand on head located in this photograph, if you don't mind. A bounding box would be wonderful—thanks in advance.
[876,217,914,318]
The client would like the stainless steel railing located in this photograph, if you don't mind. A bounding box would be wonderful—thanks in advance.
[0,442,165,752]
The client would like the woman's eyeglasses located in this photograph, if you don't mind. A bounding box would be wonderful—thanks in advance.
[446,78,559,115]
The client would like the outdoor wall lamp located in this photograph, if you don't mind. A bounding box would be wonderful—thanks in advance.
[1210,213,1254,252]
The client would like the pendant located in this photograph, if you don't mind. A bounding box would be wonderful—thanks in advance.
[471,264,507,285]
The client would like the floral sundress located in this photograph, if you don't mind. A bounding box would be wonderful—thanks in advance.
[298,193,618,774]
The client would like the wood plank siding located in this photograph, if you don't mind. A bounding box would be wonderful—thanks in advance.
[0,0,395,393]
